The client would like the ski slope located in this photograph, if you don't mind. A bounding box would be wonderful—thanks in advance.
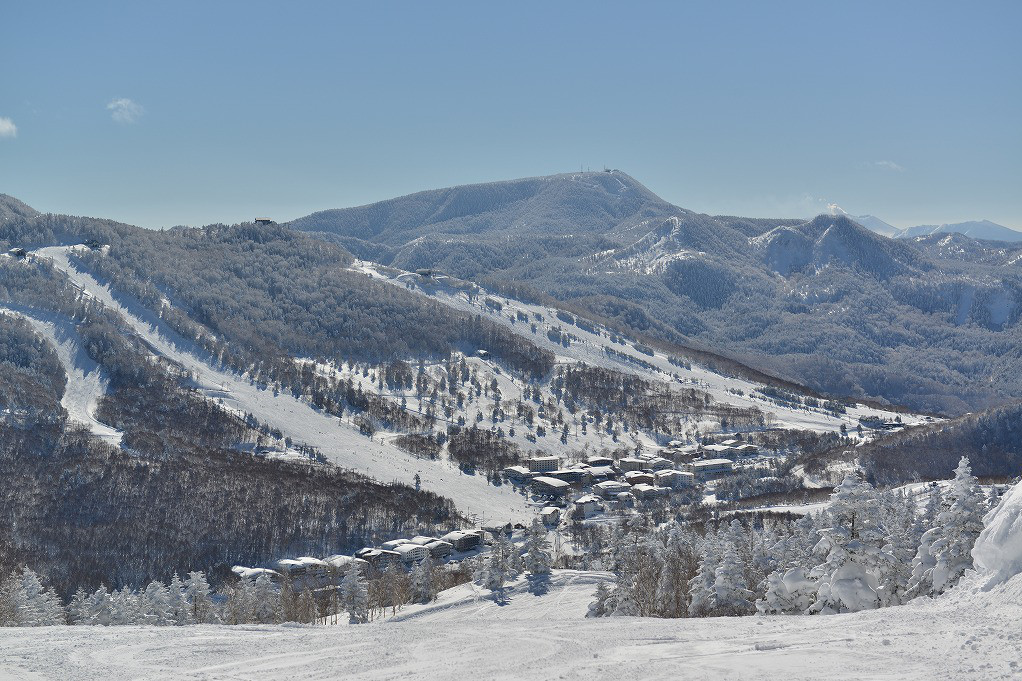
[0,305,122,445]
[0,567,1018,680]
[31,246,532,524]
[4,485,1022,680]
[353,261,925,435]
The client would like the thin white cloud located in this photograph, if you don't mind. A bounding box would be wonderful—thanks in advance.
[873,160,905,172]
[828,203,850,217]
[764,193,834,218]
[107,98,144,124]
[0,117,16,138]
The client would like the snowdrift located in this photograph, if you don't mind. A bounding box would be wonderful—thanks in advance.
[971,480,1022,591]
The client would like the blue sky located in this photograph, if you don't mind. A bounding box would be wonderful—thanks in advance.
[2,1,1020,229]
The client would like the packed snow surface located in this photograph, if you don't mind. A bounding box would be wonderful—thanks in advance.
[31,247,532,524]
[1,567,1021,680]
[0,306,122,445]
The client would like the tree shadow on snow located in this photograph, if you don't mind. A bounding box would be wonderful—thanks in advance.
[526,574,550,596]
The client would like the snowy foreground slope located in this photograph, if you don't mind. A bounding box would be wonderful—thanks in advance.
[1,565,1019,680]
[6,485,1021,680]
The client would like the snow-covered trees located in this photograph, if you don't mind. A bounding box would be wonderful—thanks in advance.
[185,571,218,624]
[687,546,718,617]
[524,518,552,578]
[477,535,518,602]
[341,563,370,624]
[0,568,65,626]
[756,567,816,615]
[141,580,173,625]
[587,580,613,618]
[411,553,437,604]
[250,573,282,624]
[655,523,690,619]
[808,474,895,614]
[712,543,755,616]
[908,457,986,596]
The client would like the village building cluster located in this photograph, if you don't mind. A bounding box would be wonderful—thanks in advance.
[504,438,759,513]
[230,437,760,588]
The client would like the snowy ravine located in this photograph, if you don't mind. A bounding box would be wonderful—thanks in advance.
[30,246,532,524]
[0,305,122,445]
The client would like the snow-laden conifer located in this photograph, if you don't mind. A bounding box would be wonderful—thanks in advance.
[808,474,895,614]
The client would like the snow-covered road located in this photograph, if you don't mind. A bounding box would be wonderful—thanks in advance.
[31,247,532,524]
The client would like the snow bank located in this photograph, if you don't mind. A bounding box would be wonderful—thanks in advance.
[971,481,1022,590]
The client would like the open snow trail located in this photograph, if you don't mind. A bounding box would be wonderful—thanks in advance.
[1,568,1019,680]
[0,305,122,446]
[31,247,532,524]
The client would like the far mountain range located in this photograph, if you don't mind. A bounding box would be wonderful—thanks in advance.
[3,171,1021,416]
[288,171,1022,415]
[834,209,1022,242]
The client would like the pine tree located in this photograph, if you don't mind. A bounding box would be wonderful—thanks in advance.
[757,567,816,615]
[341,563,369,624]
[167,574,193,625]
[185,571,217,624]
[656,524,689,618]
[808,474,895,614]
[109,587,143,625]
[609,572,639,616]
[524,518,552,578]
[687,544,718,617]
[141,580,173,625]
[3,568,65,626]
[879,490,918,605]
[250,573,282,624]
[630,532,661,617]
[587,580,612,618]
[84,587,113,626]
[222,579,254,625]
[480,535,516,602]
[907,527,940,599]
[921,457,987,595]
[412,553,437,604]
[712,542,754,616]
[67,588,90,625]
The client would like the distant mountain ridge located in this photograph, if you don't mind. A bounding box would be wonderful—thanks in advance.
[896,219,1022,242]
[846,212,1022,243]
[290,172,1022,415]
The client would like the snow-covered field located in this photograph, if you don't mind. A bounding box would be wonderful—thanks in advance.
[1,567,1018,680]
[31,247,532,524]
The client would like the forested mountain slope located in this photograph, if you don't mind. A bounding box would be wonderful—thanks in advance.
[0,194,38,223]
[291,172,1022,415]
[0,252,461,595]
